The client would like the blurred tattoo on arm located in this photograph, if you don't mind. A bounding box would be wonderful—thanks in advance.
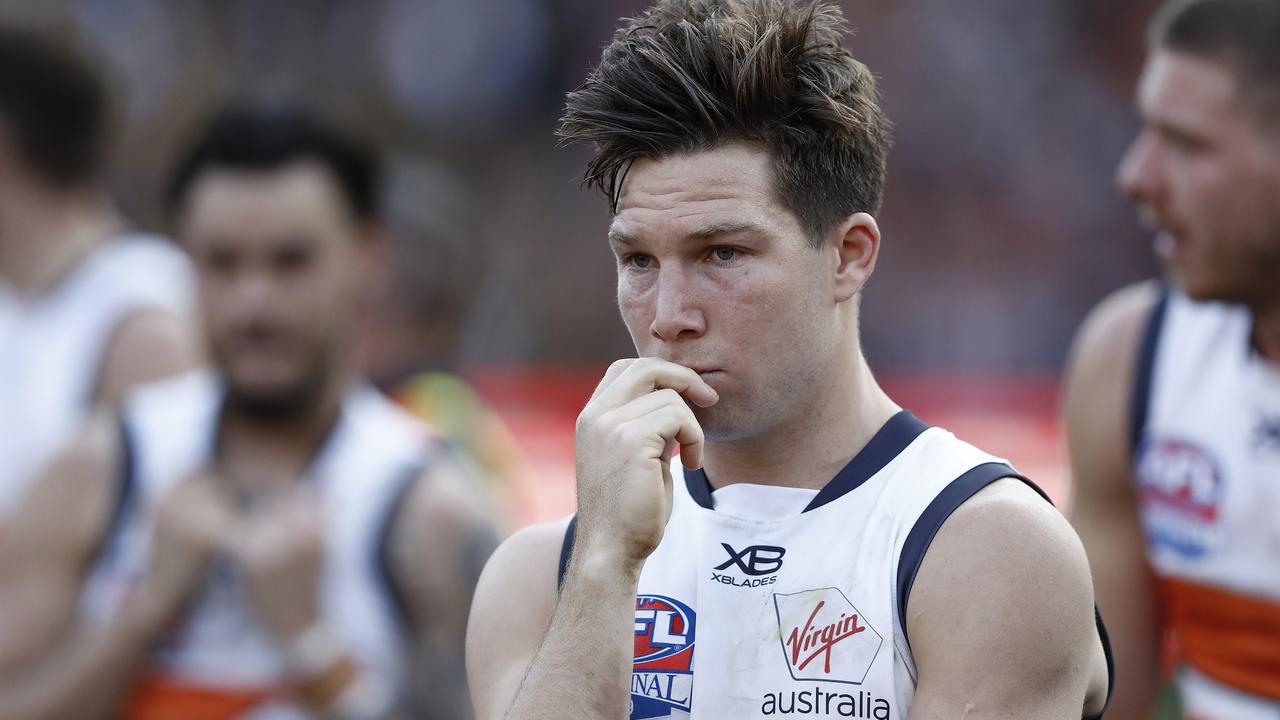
[392,461,502,720]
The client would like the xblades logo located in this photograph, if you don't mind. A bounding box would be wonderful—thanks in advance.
[715,543,785,576]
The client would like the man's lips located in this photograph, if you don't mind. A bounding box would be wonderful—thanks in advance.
[689,368,723,383]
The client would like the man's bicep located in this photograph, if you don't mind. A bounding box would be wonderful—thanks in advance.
[466,521,566,720]
[907,484,1099,719]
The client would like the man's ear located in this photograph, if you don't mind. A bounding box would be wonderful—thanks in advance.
[830,212,880,303]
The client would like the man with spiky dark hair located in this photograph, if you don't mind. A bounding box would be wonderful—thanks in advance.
[468,1,1113,718]
[1067,1,1280,718]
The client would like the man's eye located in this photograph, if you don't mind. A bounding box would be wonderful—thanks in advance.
[712,247,738,262]
[628,254,653,269]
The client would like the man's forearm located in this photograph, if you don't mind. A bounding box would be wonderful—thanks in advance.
[506,549,639,720]
[0,600,162,720]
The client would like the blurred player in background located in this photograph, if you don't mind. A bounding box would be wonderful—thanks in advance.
[0,28,196,525]
[468,1,1112,718]
[1066,0,1280,718]
[0,106,498,720]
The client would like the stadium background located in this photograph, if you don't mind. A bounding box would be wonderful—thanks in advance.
[0,0,1167,516]
[1,1,1184,715]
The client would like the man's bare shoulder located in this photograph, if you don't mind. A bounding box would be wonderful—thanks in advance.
[908,478,1108,716]
[1064,279,1164,505]
[1068,280,1163,379]
[95,308,200,405]
[466,517,574,720]
[484,516,574,590]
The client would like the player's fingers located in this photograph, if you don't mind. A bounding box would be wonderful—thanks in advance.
[588,358,639,403]
[623,400,705,470]
[599,358,718,409]
[603,388,689,425]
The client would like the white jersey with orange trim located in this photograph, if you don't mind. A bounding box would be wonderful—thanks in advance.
[0,235,193,519]
[1132,290,1280,718]
[80,370,436,720]
[558,412,1113,720]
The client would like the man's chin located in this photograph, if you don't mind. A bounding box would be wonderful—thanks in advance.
[694,405,758,445]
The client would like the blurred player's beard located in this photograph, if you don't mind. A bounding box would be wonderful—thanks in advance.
[216,339,335,423]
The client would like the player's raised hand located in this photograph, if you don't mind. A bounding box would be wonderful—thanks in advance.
[573,358,718,567]
[224,492,326,645]
[133,471,234,628]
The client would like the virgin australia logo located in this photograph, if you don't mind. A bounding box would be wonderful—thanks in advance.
[773,588,882,685]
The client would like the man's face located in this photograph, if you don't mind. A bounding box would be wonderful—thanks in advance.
[181,161,365,417]
[611,143,840,442]
[1117,50,1280,305]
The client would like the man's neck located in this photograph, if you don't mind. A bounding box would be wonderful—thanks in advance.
[0,189,119,297]
[216,375,350,497]
[700,353,900,493]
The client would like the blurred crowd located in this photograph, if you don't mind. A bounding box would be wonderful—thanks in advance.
[0,1,1180,718]
[1,0,1164,374]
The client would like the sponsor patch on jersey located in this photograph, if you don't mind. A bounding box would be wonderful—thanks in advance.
[633,594,696,719]
[711,542,786,588]
[773,588,882,685]
[1135,436,1225,558]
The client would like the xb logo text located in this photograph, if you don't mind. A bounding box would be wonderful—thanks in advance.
[716,543,786,576]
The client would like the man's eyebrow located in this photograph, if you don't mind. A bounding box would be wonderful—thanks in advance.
[608,221,764,246]
[688,221,763,240]
[607,228,636,245]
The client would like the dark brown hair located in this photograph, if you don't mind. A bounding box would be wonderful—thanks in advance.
[1149,0,1280,123]
[558,0,891,244]
[0,28,107,189]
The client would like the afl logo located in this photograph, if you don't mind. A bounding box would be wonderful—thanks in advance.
[634,595,695,666]
[632,595,695,719]
[1135,437,1225,558]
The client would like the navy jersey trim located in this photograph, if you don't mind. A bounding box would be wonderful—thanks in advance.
[683,410,930,512]
[374,454,431,629]
[683,469,716,510]
[90,412,139,570]
[804,410,930,512]
[895,462,1038,643]
[1086,605,1116,720]
[557,514,578,592]
[1130,288,1170,457]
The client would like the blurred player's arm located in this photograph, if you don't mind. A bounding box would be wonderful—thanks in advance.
[389,454,503,720]
[0,411,225,720]
[93,308,201,406]
[908,478,1109,719]
[1064,281,1163,720]
[465,519,567,720]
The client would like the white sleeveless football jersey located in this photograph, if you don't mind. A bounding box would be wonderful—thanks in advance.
[1132,290,1280,717]
[559,411,1113,720]
[0,235,193,518]
[80,370,436,719]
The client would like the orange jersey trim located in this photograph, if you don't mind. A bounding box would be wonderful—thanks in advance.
[1160,576,1280,701]
[122,673,279,720]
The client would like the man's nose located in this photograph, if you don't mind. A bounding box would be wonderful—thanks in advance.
[1116,130,1165,206]
[649,266,706,343]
